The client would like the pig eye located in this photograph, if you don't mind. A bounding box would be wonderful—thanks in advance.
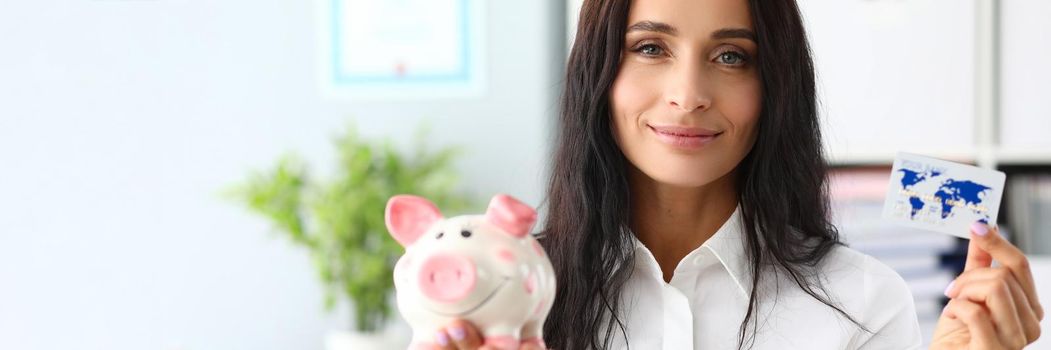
[460,230,472,238]
[436,232,444,239]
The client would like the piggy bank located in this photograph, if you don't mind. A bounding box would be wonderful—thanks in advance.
[385,194,555,350]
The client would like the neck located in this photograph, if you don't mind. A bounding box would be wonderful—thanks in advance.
[629,166,738,283]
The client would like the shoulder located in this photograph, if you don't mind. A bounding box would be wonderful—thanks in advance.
[817,245,924,349]
[821,245,910,299]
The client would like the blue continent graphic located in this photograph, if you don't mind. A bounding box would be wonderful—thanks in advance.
[908,196,926,218]
[897,169,992,222]
[899,169,929,218]
[933,180,992,221]
[899,169,926,188]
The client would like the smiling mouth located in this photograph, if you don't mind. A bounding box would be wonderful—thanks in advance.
[425,277,511,317]
[647,125,723,149]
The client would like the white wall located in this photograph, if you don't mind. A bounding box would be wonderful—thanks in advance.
[0,0,564,349]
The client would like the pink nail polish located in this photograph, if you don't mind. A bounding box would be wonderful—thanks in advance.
[971,221,989,236]
[943,280,955,297]
[450,326,466,340]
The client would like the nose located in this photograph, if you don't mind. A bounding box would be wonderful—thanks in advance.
[417,254,477,303]
[665,64,712,112]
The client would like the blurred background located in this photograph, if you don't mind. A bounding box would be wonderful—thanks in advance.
[0,0,1047,349]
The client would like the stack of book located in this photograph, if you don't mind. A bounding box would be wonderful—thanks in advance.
[1006,174,1051,255]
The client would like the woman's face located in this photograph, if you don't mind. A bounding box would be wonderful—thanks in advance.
[610,0,761,188]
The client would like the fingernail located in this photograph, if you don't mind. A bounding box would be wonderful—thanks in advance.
[971,221,989,236]
[943,280,955,297]
[436,331,449,346]
[449,326,466,340]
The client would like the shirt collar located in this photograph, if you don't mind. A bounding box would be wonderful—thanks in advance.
[630,204,754,297]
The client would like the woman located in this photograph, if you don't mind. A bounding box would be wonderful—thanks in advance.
[431,0,1044,349]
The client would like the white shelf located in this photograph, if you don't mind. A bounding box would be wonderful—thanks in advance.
[828,147,1051,167]
[826,148,979,167]
[994,148,1051,165]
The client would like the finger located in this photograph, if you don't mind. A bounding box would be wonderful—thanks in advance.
[943,299,1001,349]
[435,329,455,350]
[953,277,1027,349]
[964,222,995,271]
[947,267,1042,344]
[446,319,483,349]
[967,222,1044,320]
[1007,272,1043,345]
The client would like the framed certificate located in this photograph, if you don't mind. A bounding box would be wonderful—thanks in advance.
[320,0,486,99]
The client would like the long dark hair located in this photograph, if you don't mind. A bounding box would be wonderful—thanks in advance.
[539,0,866,348]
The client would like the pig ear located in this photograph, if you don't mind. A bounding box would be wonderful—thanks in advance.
[485,194,537,238]
[385,195,443,247]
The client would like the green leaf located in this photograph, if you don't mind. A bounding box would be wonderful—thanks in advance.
[224,123,476,332]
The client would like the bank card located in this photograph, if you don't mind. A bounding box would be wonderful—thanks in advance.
[882,152,1005,239]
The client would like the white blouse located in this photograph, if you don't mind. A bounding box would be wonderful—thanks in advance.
[607,205,924,349]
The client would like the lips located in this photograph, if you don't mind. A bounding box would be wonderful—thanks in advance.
[648,124,722,137]
[647,124,723,149]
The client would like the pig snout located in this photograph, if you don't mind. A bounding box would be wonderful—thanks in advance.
[417,254,477,303]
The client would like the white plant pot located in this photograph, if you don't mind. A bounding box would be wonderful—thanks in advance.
[326,328,410,350]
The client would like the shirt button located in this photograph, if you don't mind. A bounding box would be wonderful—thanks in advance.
[692,249,713,266]
[693,254,706,265]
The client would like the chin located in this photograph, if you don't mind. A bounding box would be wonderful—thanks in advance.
[637,161,729,189]
[652,174,721,189]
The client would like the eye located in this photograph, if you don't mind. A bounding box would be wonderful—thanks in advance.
[460,230,472,238]
[715,50,749,67]
[630,42,665,57]
[639,44,663,56]
[436,232,444,239]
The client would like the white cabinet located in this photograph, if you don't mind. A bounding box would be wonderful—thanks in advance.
[799,0,977,163]
[1000,0,1051,152]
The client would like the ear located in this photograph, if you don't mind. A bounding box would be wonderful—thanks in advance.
[385,195,443,247]
[485,194,537,238]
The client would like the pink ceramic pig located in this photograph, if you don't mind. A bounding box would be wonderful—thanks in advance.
[385,194,555,350]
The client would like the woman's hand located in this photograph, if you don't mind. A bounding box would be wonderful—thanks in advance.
[432,319,545,350]
[930,222,1044,349]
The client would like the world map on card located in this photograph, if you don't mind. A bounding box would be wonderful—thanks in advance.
[897,168,994,223]
[883,152,1005,239]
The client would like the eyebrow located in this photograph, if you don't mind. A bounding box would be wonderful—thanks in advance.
[626,20,756,42]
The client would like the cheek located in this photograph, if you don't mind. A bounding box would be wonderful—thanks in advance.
[609,65,660,139]
[719,81,762,150]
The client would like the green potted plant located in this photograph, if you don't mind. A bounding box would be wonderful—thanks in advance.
[227,126,475,349]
